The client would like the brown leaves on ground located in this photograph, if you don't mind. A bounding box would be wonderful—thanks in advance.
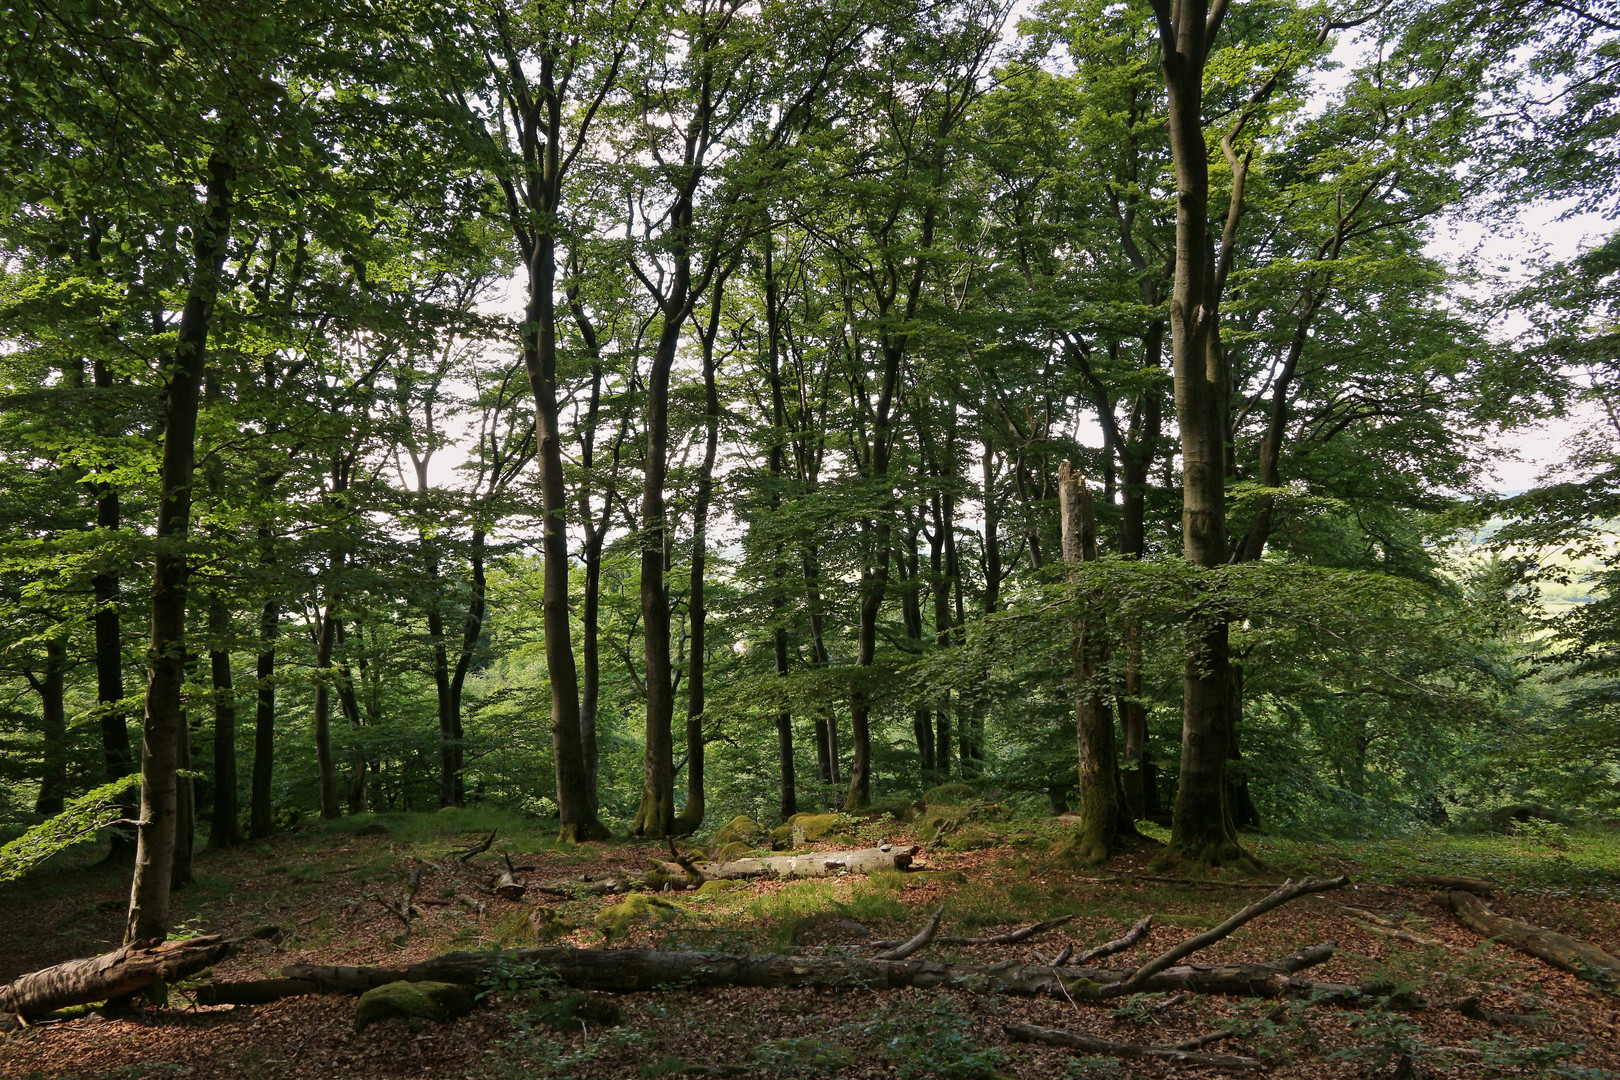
[3,822,1619,1080]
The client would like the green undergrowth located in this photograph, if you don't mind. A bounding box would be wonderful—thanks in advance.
[1252,827,1620,897]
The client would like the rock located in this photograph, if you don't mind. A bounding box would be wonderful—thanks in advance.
[595,893,689,941]
[905,870,967,884]
[524,906,576,940]
[711,815,765,847]
[354,980,474,1032]
[921,782,978,807]
[786,812,847,842]
[695,879,741,896]
[748,1038,857,1070]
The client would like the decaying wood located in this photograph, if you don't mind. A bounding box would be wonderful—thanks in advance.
[1453,995,1552,1032]
[0,935,233,1020]
[494,853,526,902]
[697,846,916,880]
[1105,876,1350,997]
[455,893,487,916]
[374,867,423,935]
[194,937,1364,1006]
[1004,1022,1263,1069]
[1436,890,1620,983]
[873,906,944,960]
[451,830,497,862]
[195,977,320,1006]
[1405,875,1493,896]
[1073,915,1153,964]
[869,914,1077,951]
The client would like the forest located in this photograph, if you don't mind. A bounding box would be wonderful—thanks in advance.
[1,0,1618,1076]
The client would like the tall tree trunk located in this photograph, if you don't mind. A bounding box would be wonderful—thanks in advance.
[802,548,835,786]
[249,592,277,840]
[32,637,68,815]
[207,596,239,848]
[929,493,951,780]
[172,674,194,891]
[333,621,367,815]
[1151,0,1246,865]
[446,528,487,809]
[312,602,341,820]
[897,529,934,774]
[581,541,604,816]
[676,296,724,834]
[1059,463,1119,864]
[127,149,233,943]
[92,362,136,857]
[1119,322,1165,821]
[764,234,798,819]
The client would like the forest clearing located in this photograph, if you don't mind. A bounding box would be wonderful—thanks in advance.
[3,807,1620,1078]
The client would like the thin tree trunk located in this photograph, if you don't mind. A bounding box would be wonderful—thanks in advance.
[676,296,724,834]
[249,593,277,840]
[207,596,239,848]
[31,637,68,815]
[91,373,135,855]
[312,603,341,820]
[172,672,194,890]
[127,149,233,942]
[446,529,487,809]
[803,548,835,786]
[1059,463,1119,864]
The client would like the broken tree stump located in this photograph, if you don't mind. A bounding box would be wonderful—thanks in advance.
[0,935,233,1020]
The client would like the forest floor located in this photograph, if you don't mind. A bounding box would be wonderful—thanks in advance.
[2,809,1619,1080]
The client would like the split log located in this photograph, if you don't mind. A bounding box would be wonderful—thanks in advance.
[1005,1022,1263,1069]
[697,846,916,880]
[0,935,232,1020]
[194,939,1363,1005]
[1436,890,1620,983]
[1404,875,1492,896]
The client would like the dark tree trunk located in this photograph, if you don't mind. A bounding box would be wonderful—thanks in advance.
[446,529,487,808]
[312,602,341,820]
[172,681,195,891]
[764,235,798,819]
[803,549,836,787]
[32,637,68,815]
[127,149,233,943]
[91,382,135,855]
[897,530,934,774]
[334,622,367,815]
[676,296,725,834]
[249,593,277,840]
[207,596,239,848]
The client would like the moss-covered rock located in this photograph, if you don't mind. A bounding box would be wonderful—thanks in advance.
[905,869,967,885]
[748,1038,857,1070]
[354,980,475,1032]
[788,812,846,842]
[524,905,576,940]
[944,824,1000,851]
[595,893,689,940]
[715,840,756,863]
[695,878,740,896]
[921,782,978,807]
[711,815,765,847]
[851,800,915,823]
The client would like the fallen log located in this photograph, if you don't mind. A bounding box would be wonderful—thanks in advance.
[869,914,1078,951]
[1073,916,1152,964]
[1435,890,1620,983]
[1404,875,1492,896]
[873,906,944,960]
[193,938,1361,1005]
[1005,1022,1263,1069]
[0,935,233,1020]
[494,853,526,902]
[697,846,916,880]
[1104,876,1350,997]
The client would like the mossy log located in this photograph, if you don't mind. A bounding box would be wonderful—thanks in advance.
[0,935,233,1020]
[1436,890,1620,983]
[697,846,916,880]
[198,940,1368,1003]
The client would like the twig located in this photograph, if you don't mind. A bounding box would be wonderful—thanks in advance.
[1005,1022,1264,1068]
[452,830,497,863]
